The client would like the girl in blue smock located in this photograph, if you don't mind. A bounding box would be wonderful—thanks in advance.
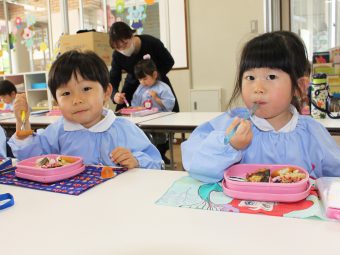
[9,50,162,169]
[131,55,175,112]
[181,31,340,183]
[131,56,175,164]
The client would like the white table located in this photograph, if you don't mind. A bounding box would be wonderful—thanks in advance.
[316,118,340,135]
[119,111,175,124]
[0,169,339,255]
[138,112,223,168]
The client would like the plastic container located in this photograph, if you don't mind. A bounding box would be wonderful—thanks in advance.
[31,83,47,89]
[222,180,312,202]
[224,164,309,194]
[15,154,84,183]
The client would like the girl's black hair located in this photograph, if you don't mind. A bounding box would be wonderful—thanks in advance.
[0,80,17,96]
[109,21,136,49]
[134,58,158,79]
[48,50,109,101]
[228,31,311,111]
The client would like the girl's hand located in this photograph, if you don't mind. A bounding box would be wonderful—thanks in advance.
[110,147,139,169]
[13,94,29,122]
[149,90,158,99]
[225,117,253,150]
[114,92,126,105]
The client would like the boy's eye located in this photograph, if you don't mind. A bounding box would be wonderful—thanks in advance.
[245,75,255,81]
[83,87,92,92]
[267,74,277,80]
[61,91,70,96]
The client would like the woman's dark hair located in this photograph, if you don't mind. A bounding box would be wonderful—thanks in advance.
[228,31,311,111]
[109,22,136,49]
[0,80,17,96]
[134,58,158,79]
[48,50,109,101]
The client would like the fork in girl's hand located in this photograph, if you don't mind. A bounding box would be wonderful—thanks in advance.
[20,111,26,131]
[224,103,259,145]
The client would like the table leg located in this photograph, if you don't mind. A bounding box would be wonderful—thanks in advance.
[169,132,174,169]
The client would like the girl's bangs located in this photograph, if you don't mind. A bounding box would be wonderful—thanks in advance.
[242,40,290,73]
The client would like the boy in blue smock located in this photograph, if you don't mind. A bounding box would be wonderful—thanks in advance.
[131,56,175,164]
[182,31,340,183]
[0,80,17,111]
[9,50,162,169]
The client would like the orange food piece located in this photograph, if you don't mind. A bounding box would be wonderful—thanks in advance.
[101,166,116,179]
[16,129,34,139]
[60,156,77,163]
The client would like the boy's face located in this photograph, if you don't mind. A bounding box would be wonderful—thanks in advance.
[55,74,112,128]
[0,91,16,104]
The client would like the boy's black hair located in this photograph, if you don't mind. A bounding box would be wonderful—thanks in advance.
[0,80,17,96]
[109,21,136,49]
[48,50,109,101]
[134,58,158,79]
[228,31,311,111]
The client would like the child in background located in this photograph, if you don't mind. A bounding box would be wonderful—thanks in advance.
[9,50,163,169]
[0,126,7,157]
[132,56,175,164]
[181,31,340,183]
[0,80,17,111]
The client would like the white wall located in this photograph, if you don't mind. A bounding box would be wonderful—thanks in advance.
[169,0,265,111]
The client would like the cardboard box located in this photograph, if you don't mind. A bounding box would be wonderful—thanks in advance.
[60,32,113,66]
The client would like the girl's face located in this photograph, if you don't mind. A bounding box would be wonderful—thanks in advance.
[55,74,112,128]
[138,71,157,87]
[241,67,294,129]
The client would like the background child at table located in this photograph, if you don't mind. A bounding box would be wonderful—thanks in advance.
[181,31,340,183]
[9,50,162,169]
[131,56,175,164]
[0,80,17,111]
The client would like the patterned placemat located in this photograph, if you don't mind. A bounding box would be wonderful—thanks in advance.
[0,165,125,196]
[156,176,327,220]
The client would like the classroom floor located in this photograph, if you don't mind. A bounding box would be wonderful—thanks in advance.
[165,136,340,171]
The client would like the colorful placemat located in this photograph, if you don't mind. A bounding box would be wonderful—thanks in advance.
[0,166,125,196]
[156,176,328,220]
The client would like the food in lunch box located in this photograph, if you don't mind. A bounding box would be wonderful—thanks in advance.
[271,167,306,183]
[246,168,270,182]
[35,156,71,168]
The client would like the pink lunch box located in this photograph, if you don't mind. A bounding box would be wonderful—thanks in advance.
[222,164,311,203]
[15,154,85,183]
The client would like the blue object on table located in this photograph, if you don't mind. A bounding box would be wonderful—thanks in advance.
[0,158,12,170]
[31,83,47,89]
[0,193,14,210]
[224,103,259,145]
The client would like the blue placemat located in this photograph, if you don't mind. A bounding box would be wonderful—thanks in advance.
[0,166,125,195]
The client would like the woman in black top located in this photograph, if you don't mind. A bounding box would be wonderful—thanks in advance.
[109,21,179,112]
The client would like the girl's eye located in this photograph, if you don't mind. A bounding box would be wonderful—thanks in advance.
[61,91,70,96]
[267,74,277,80]
[83,87,92,92]
[245,75,255,81]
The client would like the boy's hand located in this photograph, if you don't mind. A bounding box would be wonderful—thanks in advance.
[14,94,29,122]
[110,147,139,169]
[225,117,253,150]
[149,91,158,99]
[114,92,127,105]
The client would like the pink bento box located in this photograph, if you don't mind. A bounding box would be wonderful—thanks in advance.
[15,154,85,183]
[222,164,311,202]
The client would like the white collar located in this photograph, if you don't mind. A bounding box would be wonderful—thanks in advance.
[250,105,299,133]
[64,108,116,132]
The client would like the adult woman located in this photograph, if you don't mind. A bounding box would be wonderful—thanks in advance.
[109,21,179,112]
